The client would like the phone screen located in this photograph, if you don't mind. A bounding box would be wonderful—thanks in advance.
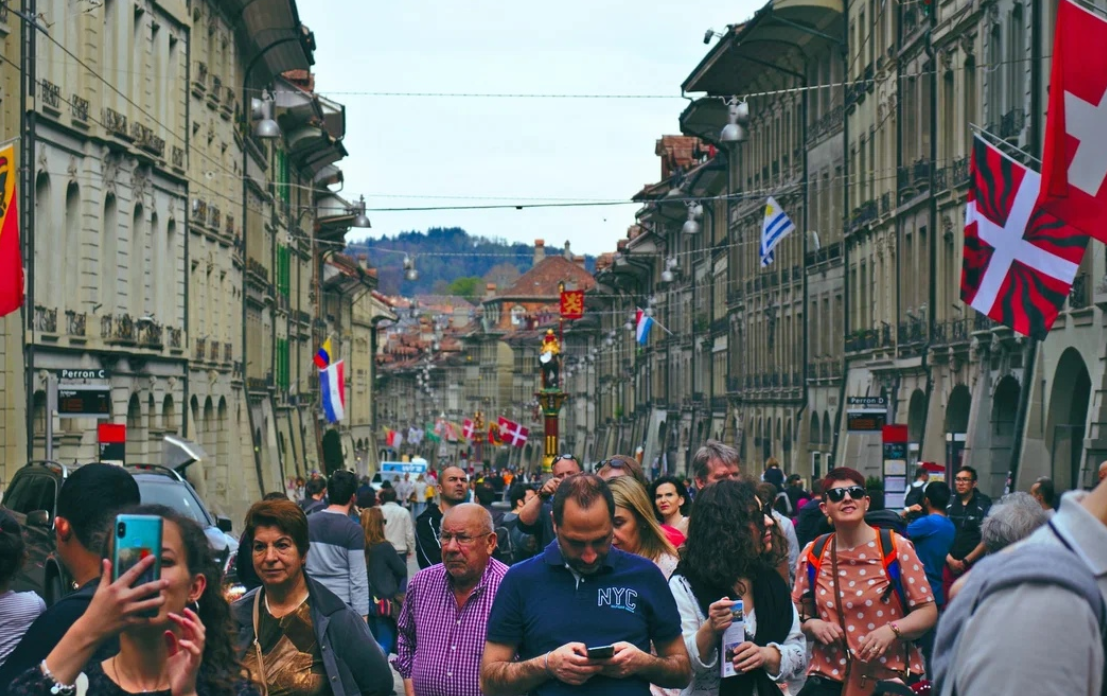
[111,514,163,617]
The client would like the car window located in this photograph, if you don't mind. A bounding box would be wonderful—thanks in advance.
[136,479,211,526]
[2,475,31,513]
[8,476,54,515]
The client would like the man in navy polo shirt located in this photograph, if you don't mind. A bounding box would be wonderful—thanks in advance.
[480,474,691,696]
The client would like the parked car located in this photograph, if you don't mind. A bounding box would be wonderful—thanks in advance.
[1,461,238,606]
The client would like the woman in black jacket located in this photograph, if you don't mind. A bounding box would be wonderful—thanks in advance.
[232,499,391,696]
[360,507,407,655]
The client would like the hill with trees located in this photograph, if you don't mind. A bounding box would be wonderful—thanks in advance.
[347,228,594,299]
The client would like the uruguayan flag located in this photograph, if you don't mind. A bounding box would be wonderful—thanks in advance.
[760,196,796,267]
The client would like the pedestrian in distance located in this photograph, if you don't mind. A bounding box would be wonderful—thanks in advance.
[761,458,784,490]
[792,468,937,696]
[650,476,690,539]
[305,470,370,620]
[597,454,650,488]
[10,504,256,696]
[901,481,955,672]
[360,507,406,656]
[299,477,328,516]
[379,488,416,561]
[500,484,539,565]
[943,466,991,601]
[0,511,44,670]
[690,442,742,492]
[480,473,692,696]
[415,466,471,569]
[513,454,583,552]
[394,504,508,696]
[1029,476,1058,515]
[0,464,141,693]
[669,479,808,696]
[234,499,391,696]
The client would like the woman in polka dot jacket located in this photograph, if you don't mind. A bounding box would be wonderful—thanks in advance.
[791,468,938,696]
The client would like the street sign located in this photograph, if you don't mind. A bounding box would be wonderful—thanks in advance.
[846,410,886,432]
[57,386,112,419]
[55,368,111,380]
[98,423,126,463]
[847,396,886,407]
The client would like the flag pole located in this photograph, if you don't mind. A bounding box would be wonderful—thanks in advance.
[640,308,675,337]
[970,123,1042,164]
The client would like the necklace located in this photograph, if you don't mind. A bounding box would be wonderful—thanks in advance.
[110,655,169,694]
[263,589,309,618]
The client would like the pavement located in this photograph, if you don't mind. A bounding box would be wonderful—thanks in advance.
[387,526,424,695]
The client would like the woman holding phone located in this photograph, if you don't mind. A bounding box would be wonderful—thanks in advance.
[9,504,253,696]
[792,468,937,696]
[669,479,807,696]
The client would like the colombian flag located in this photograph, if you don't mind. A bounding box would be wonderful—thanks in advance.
[313,338,332,369]
[0,145,23,318]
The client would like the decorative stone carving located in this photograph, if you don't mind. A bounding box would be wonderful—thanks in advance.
[960,32,976,58]
[940,47,955,73]
[37,144,48,173]
[67,156,78,183]
[103,153,120,195]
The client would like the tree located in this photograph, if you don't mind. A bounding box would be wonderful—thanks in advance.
[446,276,482,299]
[484,262,521,291]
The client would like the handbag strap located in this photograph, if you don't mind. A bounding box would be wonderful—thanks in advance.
[252,590,269,696]
[829,534,853,680]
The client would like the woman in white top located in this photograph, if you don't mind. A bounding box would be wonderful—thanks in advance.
[0,511,47,668]
[669,479,807,696]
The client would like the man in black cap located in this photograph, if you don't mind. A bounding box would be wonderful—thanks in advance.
[0,464,140,690]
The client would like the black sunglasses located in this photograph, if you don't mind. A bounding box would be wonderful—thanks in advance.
[598,458,628,468]
[552,454,577,465]
[825,485,867,503]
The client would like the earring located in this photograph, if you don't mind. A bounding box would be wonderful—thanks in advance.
[187,598,200,613]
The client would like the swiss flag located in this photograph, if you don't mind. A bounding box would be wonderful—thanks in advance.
[462,419,474,440]
[1038,0,1107,239]
[961,136,1087,339]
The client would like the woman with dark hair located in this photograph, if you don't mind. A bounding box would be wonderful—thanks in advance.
[233,498,391,696]
[0,511,45,669]
[10,504,254,696]
[651,475,690,537]
[670,479,807,696]
[360,507,406,656]
[792,468,937,696]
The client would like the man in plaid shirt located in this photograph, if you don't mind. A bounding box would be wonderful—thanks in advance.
[393,503,509,696]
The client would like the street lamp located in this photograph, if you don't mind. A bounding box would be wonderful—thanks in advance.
[351,195,371,229]
[720,97,749,143]
[250,92,281,139]
[403,254,419,282]
[682,202,701,235]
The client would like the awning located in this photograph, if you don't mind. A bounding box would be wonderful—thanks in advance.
[163,435,207,471]
[226,0,315,84]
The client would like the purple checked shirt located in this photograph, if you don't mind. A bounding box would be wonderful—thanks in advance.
[392,558,509,696]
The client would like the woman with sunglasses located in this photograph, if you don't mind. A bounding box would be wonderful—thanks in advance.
[792,468,937,696]
[669,479,807,696]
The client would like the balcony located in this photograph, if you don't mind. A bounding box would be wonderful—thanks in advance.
[880,192,892,216]
[40,80,60,111]
[1000,108,1026,140]
[138,321,163,348]
[1070,272,1090,310]
[101,313,135,343]
[70,94,89,123]
[845,328,878,353]
[898,319,926,345]
[972,313,996,332]
[224,214,235,237]
[952,156,971,186]
[34,305,57,333]
[195,62,208,93]
[897,166,912,196]
[913,159,931,189]
[65,310,86,337]
[247,376,268,393]
[194,337,206,361]
[167,326,182,349]
[210,74,223,102]
[103,108,128,138]
[934,166,948,192]
[726,376,741,393]
[131,122,165,158]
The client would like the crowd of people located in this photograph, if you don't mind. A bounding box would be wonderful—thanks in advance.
[0,448,1104,696]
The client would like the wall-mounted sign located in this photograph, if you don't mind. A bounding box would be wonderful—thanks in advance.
[847,396,886,407]
[56,368,111,380]
[57,386,112,419]
[846,410,887,432]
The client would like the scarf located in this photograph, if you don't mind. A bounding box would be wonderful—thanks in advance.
[678,562,792,696]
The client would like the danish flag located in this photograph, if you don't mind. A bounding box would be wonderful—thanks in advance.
[1038,0,1107,240]
[498,417,530,448]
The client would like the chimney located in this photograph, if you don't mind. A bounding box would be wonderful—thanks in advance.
[563,240,572,260]
[533,239,546,266]
[574,254,586,269]
[485,283,497,300]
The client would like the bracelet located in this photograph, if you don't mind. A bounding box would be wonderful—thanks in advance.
[544,651,553,675]
[889,622,903,640]
[39,660,77,696]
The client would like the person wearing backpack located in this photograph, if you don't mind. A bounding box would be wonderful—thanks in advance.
[931,473,1107,696]
[792,468,938,696]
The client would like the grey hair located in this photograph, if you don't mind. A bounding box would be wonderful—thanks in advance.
[981,492,1049,554]
[691,440,741,483]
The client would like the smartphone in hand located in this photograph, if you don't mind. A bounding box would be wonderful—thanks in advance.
[111,514,163,617]
[586,644,615,660]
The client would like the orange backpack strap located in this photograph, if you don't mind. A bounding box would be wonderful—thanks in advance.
[877,528,909,611]
[803,533,835,604]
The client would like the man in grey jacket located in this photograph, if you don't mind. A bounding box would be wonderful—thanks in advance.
[935,475,1107,695]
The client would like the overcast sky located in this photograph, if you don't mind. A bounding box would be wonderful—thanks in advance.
[299,1,761,257]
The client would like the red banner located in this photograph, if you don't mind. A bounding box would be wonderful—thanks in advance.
[559,290,584,319]
[0,145,23,318]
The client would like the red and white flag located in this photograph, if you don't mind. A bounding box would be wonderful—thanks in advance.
[498,417,530,448]
[462,419,474,440]
[1038,0,1107,240]
[961,136,1088,339]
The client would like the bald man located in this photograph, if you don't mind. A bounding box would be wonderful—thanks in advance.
[395,503,508,696]
[1098,460,1107,484]
[415,466,471,569]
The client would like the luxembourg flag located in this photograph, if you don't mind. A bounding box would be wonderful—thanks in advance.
[635,309,654,345]
[319,360,345,423]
